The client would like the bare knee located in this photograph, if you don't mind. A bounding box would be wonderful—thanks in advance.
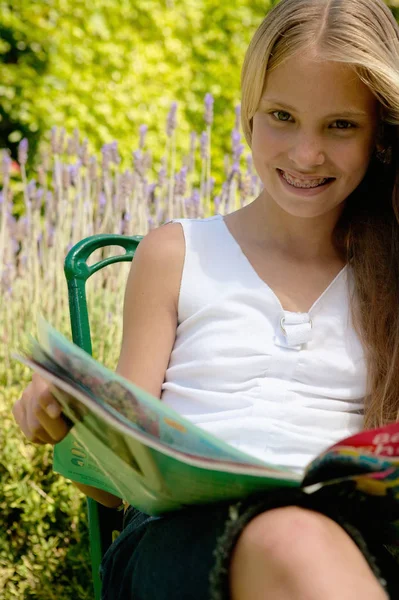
[229,506,387,600]
[231,505,335,569]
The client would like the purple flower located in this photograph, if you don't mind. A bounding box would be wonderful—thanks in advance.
[133,150,143,175]
[235,144,244,162]
[35,187,44,209]
[110,141,121,165]
[174,166,188,196]
[47,226,55,247]
[232,129,244,162]
[232,129,241,151]
[200,131,209,160]
[158,167,167,186]
[11,238,19,255]
[139,125,148,149]
[231,162,240,175]
[240,175,251,199]
[58,128,66,154]
[192,188,200,206]
[7,212,16,229]
[62,166,71,189]
[50,127,58,153]
[142,151,152,171]
[204,93,214,126]
[120,170,132,197]
[69,161,81,186]
[166,102,178,137]
[235,104,241,130]
[89,156,98,180]
[133,150,141,162]
[1,152,11,180]
[67,135,77,156]
[101,144,112,171]
[26,179,37,200]
[79,138,89,166]
[18,138,29,166]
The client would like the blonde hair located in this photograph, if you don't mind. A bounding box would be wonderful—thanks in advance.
[242,0,399,145]
[241,0,399,428]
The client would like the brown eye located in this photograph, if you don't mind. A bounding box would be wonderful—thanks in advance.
[272,111,292,122]
[334,120,355,130]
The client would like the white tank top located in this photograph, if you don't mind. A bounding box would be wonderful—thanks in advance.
[161,215,367,473]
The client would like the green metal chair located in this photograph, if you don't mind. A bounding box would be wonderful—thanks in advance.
[64,233,143,600]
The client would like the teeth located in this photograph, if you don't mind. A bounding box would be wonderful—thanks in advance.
[282,171,329,189]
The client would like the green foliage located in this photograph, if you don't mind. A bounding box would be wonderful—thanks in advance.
[0,0,273,179]
[1,384,92,599]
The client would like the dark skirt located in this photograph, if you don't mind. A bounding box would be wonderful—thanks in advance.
[100,486,399,600]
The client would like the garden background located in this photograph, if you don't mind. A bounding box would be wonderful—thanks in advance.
[1,1,399,598]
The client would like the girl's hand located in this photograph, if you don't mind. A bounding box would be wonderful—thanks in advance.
[12,373,71,445]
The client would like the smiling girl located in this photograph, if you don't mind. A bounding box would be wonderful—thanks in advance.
[13,0,399,598]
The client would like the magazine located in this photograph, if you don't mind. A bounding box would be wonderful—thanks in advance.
[15,317,399,525]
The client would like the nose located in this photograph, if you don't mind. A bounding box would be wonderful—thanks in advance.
[287,132,326,170]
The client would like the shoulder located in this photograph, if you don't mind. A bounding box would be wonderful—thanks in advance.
[134,221,185,265]
[126,222,185,310]
[133,222,185,282]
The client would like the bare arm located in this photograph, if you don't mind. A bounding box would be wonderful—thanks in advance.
[116,222,183,396]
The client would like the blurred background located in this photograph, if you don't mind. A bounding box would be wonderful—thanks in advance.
[1,1,399,598]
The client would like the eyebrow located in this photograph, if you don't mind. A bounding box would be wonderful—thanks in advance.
[261,98,369,119]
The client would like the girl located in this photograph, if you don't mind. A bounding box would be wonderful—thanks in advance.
[13,0,399,598]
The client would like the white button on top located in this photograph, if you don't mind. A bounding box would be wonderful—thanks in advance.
[279,312,313,347]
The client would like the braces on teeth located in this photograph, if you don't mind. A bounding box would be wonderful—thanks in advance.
[281,171,329,189]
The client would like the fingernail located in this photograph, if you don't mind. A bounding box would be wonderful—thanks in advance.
[46,403,60,418]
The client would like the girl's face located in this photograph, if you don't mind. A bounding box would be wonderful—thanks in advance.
[252,51,380,219]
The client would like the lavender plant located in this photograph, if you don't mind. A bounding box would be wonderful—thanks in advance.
[0,96,263,600]
[0,97,262,382]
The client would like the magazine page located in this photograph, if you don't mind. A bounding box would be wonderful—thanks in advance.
[15,321,304,514]
[34,316,293,469]
[16,354,302,515]
[55,418,301,516]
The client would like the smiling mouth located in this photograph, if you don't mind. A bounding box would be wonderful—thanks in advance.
[278,169,335,189]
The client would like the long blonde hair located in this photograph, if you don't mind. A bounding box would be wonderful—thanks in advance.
[242,0,399,428]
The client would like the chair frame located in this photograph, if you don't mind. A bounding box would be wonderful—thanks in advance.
[64,233,143,600]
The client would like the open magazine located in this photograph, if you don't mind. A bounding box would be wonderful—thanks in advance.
[15,318,399,526]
